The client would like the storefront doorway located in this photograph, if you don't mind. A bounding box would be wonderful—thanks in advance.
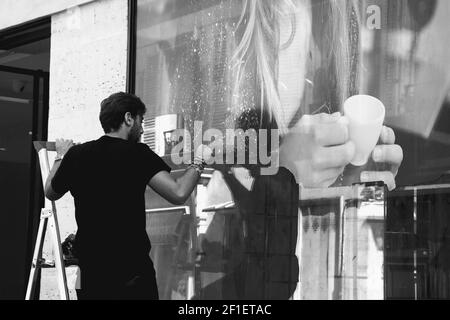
[0,19,50,299]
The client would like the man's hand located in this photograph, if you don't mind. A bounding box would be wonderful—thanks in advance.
[55,138,74,158]
[279,113,355,188]
[360,126,403,191]
[45,138,75,201]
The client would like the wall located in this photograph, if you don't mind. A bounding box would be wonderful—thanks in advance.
[0,0,95,31]
[41,0,128,299]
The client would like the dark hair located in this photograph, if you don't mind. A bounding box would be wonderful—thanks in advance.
[99,92,146,133]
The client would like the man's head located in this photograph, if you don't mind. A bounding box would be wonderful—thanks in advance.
[99,92,146,142]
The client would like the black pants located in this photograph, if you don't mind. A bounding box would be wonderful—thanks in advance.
[76,270,159,300]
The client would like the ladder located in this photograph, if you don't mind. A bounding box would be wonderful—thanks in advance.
[25,141,69,300]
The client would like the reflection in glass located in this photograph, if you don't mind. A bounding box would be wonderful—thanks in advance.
[136,0,450,299]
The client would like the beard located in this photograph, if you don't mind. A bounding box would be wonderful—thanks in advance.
[128,124,142,143]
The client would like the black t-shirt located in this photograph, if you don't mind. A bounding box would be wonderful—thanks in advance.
[51,135,170,283]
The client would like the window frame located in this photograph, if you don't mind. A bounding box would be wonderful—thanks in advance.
[126,0,137,94]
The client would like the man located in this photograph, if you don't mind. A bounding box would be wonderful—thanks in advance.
[45,92,208,300]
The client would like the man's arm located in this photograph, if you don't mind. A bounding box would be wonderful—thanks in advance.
[45,160,64,201]
[148,167,201,205]
[44,139,74,201]
[148,144,211,205]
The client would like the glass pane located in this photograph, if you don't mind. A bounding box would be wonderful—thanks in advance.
[298,183,385,299]
[0,71,34,299]
[136,0,450,299]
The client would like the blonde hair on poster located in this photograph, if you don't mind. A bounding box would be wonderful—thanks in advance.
[231,0,361,134]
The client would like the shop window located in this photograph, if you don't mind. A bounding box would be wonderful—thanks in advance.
[134,0,450,300]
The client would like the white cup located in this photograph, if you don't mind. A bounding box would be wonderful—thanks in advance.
[343,95,385,166]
